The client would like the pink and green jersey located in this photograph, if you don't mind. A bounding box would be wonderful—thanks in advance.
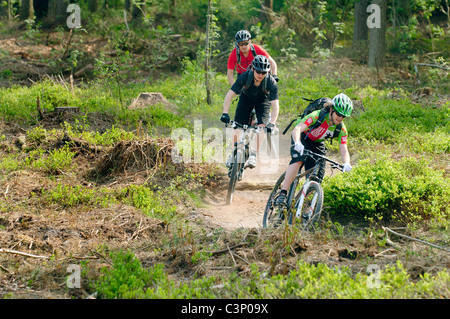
[295,110,348,144]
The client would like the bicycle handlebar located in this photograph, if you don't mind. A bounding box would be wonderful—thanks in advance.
[227,121,277,134]
[303,149,344,171]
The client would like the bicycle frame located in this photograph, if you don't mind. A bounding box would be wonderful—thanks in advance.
[226,121,266,204]
[230,121,264,167]
[292,150,343,222]
[295,180,316,218]
[263,149,343,228]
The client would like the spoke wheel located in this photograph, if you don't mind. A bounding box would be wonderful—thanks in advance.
[226,149,244,205]
[262,171,287,228]
[291,181,323,231]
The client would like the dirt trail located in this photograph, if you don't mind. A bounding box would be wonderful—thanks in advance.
[201,132,292,229]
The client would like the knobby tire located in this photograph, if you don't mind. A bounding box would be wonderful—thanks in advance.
[262,171,286,228]
[226,149,243,205]
[290,181,324,230]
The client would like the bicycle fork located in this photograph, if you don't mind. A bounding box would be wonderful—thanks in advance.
[295,179,319,219]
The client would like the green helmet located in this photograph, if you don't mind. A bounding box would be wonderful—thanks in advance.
[332,93,353,117]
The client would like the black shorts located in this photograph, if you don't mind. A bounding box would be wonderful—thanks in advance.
[289,134,326,182]
[234,95,271,126]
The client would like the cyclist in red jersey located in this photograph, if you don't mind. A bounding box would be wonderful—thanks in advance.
[227,30,278,86]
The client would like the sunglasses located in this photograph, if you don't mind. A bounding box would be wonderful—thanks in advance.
[238,42,249,46]
[334,111,346,118]
[255,70,267,75]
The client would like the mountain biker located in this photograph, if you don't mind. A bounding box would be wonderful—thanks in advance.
[220,55,279,169]
[275,93,353,206]
[227,30,278,86]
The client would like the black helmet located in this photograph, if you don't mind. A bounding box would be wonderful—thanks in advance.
[235,30,251,45]
[252,55,270,72]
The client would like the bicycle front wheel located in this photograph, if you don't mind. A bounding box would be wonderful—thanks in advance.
[226,148,244,205]
[291,181,324,230]
[262,171,286,228]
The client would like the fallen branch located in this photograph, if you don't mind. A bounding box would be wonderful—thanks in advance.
[383,227,450,253]
[415,63,449,70]
[414,63,449,85]
[227,245,237,266]
[374,248,396,257]
[207,243,248,256]
[0,248,50,259]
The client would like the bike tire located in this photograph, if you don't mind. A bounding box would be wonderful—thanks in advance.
[226,148,244,205]
[262,171,286,228]
[290,181,324,230]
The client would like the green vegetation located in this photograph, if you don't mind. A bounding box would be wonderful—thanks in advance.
[95,253,449,299]
[324,155,450,224]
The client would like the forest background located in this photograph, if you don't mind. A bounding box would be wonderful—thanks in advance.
[0,0,449,300]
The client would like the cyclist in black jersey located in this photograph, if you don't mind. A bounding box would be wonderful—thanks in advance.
[220,55,279,169]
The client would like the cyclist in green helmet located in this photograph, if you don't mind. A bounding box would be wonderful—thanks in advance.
[275,93,353,206]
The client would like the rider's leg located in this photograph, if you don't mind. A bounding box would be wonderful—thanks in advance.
[248,103,271,167]
[226,129,242,167]
[304,142,326,182]
[274,161,302,206]
[228,99,253,166]
[281,161,303,191]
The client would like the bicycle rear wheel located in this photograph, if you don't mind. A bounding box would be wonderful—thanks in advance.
[291,181,324,230]
[226,148,244,205]
[262,171,286,228]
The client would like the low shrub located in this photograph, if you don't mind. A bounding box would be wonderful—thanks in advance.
[95,250,217,299]
[323,155,450,223]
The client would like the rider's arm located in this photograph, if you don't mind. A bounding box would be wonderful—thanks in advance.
[268,56,278,77]
[292,122,308,143]
[227,49,237,86]
[339,142,351,166]
[337,125,350,166]
[227,69,235,86]
[270,99,279,125]
[222,90,238,114]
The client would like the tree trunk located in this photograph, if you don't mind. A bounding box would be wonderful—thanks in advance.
[397,0,411,25]
[88,0,98,13]
[368,0,386,68]
[20,0,34,20]
[260,0,273,23]
[125,0,131,12]
[205,0,212,105]
[0,2,5,17]
[131,1,146,23]
[8,0,12,21]
[353,0,368,48]
[46,0,69,27]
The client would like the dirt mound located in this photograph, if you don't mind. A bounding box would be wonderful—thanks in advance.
[90,138,176,180]
[128,92,174,111]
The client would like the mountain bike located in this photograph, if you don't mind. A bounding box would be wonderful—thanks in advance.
[262,150,343,230]
[226,121,273,205]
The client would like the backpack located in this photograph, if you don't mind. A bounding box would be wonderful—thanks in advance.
[236,44,257,65]
[240,70,270,95]
[282,97,342,141]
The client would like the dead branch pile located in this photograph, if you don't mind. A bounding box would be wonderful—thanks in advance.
[91,138,178,180]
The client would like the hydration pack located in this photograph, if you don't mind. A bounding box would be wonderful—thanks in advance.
[282,97,342,141]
